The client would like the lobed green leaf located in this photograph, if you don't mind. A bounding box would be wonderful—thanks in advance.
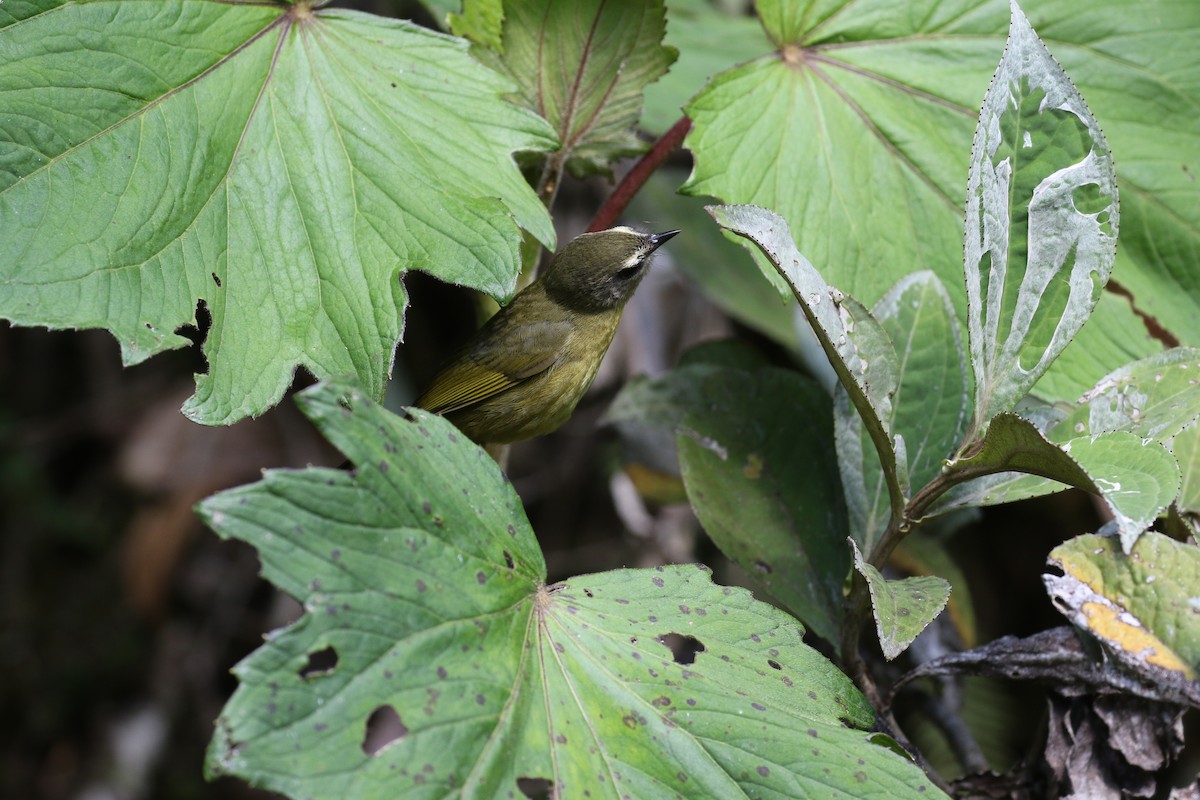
[0,1,555,424]
[201,380,943,799]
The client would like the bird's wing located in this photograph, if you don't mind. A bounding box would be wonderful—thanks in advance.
[416,317,571,415]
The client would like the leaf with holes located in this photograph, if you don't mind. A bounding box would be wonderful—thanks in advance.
[456,0,676,178]
[837,271,969,553]
[964,3,1117,431]
[851,540,952,661]
[1048,348,1200,443]
[201,380,944,799]
[0,1,555,425]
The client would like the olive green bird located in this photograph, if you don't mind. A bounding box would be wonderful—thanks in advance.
[416,227,679,444]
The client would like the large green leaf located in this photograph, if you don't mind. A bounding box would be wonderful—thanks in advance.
[458,0,676,178]
[676,367,849,645]
[964,2,1117,431]
[679,0,1199,400]
[201,380,944,799]
[0,1,555,425]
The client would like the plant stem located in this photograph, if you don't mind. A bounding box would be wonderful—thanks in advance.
[588,116,693,232]
[838,468,966,701]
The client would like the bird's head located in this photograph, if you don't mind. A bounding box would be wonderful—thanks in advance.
[543,227,679,312]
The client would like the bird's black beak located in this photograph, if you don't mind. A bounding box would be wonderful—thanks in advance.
[646,229,681,252]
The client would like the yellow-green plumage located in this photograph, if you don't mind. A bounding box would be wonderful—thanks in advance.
[416,227,678,444]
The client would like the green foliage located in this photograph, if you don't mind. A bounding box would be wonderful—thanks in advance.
[837,272,969,552]
[946,413,1180,550]
[202,381,943,799]
[605,359,850,643]
[625,364,849,643]
[1175,420,1200,537]
[676,0,1198,400]
[934,348,1200,518]
[0,0,554,425]
[456,0,676,178]
[709,204,906,523]
[964,11,1117,431]
[852,541,951,661]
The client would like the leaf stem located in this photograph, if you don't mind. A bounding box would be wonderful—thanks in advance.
[536,151,566,212]
[839,468,964,698]
[588,116,693,232]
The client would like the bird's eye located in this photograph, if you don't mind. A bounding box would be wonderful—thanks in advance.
[614,264,642,280]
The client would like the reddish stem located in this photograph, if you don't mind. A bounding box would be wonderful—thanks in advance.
[587,116,693,232]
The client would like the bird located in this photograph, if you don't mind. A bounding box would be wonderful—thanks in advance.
[415,227,679,444]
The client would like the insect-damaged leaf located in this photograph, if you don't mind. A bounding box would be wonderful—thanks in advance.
[965,2,1118,432]
[1046,532,1200,685]
[200,380,944,799]
[948,413,1179,551]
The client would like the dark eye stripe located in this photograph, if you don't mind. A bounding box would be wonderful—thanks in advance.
[615,264,642,279]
